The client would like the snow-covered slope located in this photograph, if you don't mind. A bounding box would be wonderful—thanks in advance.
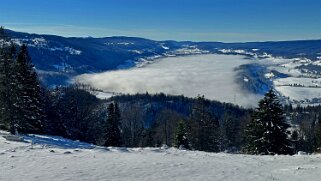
[1,131,321,181]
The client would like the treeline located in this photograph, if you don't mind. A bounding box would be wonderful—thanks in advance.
[284,104,321,153]
[43,87,250,152]
[2,26,321,155]
[109,93,250,152]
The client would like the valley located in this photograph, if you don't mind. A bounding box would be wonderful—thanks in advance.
[5,29,321,107]
[76,53,321,107]
[1,1,321,180]
[75,54,261,107]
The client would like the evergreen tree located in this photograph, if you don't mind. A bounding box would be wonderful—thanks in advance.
[104,102,122,146]
[174,120,189,149]
[313,115,321,152]
[2,45,18,133]
[189,95,220,152]
[121,103,144,147]
[220,115,238,151]
[0,27,18,132]
[245,90,293,155]
[141,128,155,147]
[306,117,318,152]
[14,44,44,134]
[41,87,66,136]
[291,129,306,153]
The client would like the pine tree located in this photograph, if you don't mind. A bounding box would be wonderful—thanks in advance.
[189,95,220,152]
[291,129,306,153]
[14,44,44,134]
[0,26,8,46]
[2,45,18,133]
[311,115,321,152]
[104,102,122,146]
[221,115,238,151]
[41,87,66,136]
[245,89,293,155]
[0,27,18,132]
[174,120,189,149]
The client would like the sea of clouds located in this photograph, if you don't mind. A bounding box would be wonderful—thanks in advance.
[75,54,262,107]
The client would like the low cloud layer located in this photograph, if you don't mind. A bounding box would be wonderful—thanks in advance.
[75,54,262,107]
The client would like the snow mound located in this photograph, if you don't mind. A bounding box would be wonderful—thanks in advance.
[23,134,95,149]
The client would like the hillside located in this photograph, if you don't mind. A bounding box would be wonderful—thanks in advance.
[5,29,321,87]
[1,131,321,181]
[5,29,321,106]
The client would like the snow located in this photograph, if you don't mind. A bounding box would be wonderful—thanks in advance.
[32,37,47,45]
[53,62,73,72]
[259,52,274,58]
[1,131,321,181]
[313,60,321,65]
[23,134,95,149]
[66,47,82,55]
[273,77,321,105]
[250,55,321,105]
[264,72,275,79]
[275,86,321,104]
[129,50,143,54]
[160,44,170,50]
[50,47,82,55]
[11,38,24,46]
[11,37,82,55]
[218,49,257,57]
[274,77,321,87]
[172,47,209,55]
[93,91,114,100]
[105,42,134,46]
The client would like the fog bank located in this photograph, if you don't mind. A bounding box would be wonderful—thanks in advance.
[75,54,262,107]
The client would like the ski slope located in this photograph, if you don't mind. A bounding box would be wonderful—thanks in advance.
[1,131,321,181]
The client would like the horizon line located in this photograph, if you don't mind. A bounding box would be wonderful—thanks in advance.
[4,27,321,44]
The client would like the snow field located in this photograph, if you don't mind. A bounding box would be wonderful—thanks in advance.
[1,131,321,181]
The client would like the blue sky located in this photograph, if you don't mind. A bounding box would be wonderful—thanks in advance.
[0,0,320,42]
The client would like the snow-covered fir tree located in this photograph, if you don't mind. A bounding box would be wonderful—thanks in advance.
[189,95,220,152]
[14,44,44,134]
[245,89,293,155]
[104,102,122,146]
[0,27,17,131]
[174,120,189,149]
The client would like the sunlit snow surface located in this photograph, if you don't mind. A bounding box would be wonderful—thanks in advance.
[260,57,321,106]
[1,131,321,181]
[76,54,262,107]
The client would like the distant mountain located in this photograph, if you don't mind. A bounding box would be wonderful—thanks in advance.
[5,29,321,86]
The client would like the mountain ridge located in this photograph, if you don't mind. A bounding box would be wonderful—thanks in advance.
[4,29,321,86]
